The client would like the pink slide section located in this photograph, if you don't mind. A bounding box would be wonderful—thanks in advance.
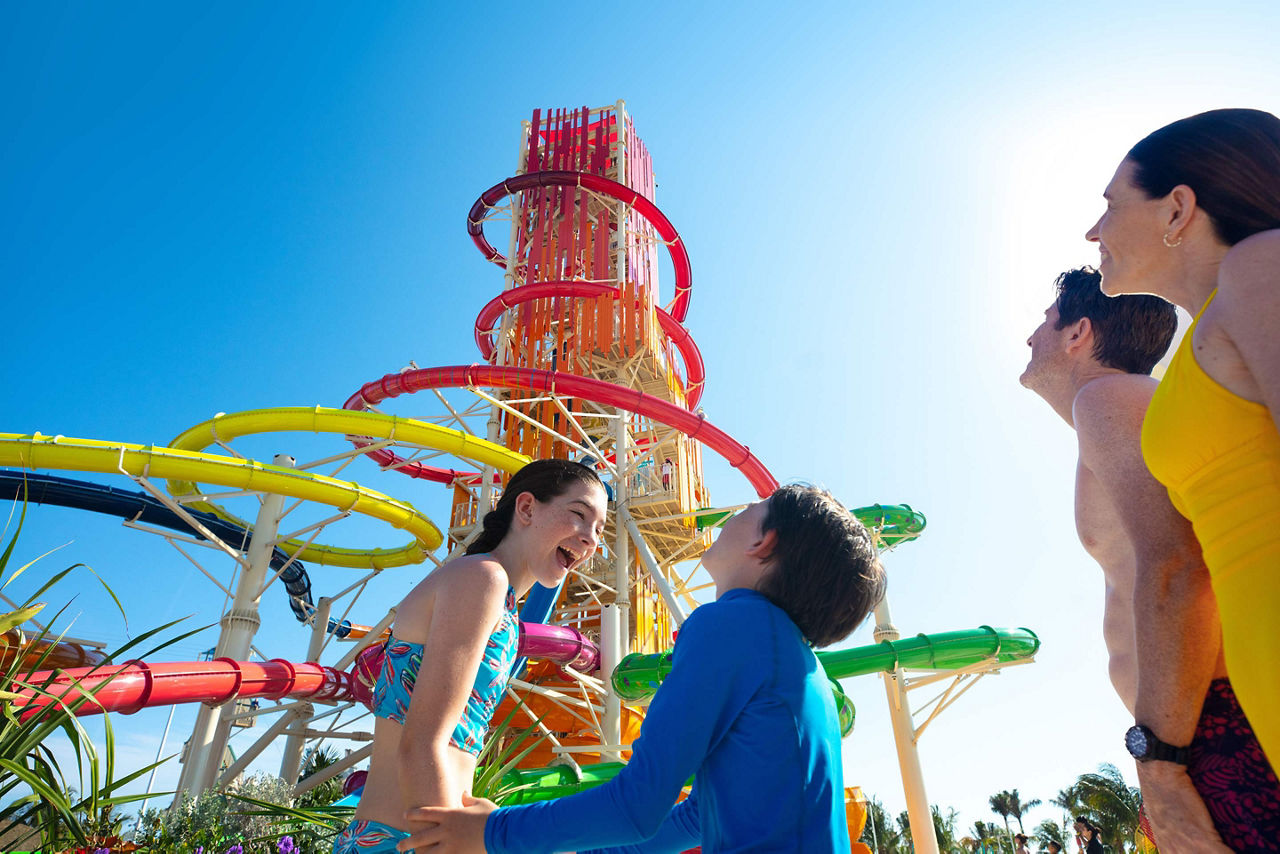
[519,621,598,672]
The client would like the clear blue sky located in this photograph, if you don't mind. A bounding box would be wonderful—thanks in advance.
[4,0,1278,840]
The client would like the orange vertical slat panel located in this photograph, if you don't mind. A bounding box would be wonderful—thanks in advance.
[597,293,612,354]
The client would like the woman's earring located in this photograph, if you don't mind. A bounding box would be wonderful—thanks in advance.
[1162,232,1183,248]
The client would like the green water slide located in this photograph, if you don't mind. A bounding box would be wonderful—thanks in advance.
[498,627,1037,804]
[494,505,1040,805]
[611,625,1040,702]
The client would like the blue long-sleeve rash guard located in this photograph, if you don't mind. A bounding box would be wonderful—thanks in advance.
[484,588,850,854]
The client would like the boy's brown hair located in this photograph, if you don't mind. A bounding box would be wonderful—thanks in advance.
[755,484,885,647]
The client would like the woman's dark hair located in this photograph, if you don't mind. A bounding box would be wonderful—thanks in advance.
[754,484,885,648]
[466,458,603,555]
[1074,816,1099,835]
[1127,108,1280,246]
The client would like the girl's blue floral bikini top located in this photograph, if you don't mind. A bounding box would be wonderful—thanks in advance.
[370,586,519,756]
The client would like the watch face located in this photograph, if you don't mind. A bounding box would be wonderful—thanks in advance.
[1126,725,1150,757]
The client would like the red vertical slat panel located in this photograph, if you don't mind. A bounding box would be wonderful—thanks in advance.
[528,108,542,173]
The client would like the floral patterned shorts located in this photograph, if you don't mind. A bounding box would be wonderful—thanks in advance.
[332,819,412,854]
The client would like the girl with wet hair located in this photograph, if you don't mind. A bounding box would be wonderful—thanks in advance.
[332,459,608,854]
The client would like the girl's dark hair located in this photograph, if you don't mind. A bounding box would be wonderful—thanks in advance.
[1074,816,1098,834]
[754,484,885,648]
[465,459,603,555]
[1127,108,1280,246]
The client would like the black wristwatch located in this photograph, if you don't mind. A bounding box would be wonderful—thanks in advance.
[1125,724,1190,765]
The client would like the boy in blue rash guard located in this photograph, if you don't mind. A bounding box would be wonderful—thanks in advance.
[398,484,886,854]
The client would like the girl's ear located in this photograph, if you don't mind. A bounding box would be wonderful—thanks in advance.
[512,491,537,527]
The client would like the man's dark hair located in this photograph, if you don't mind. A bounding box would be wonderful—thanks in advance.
[1054,267,1177,375]
[754,484,885,648]
[1128,108,1280,246]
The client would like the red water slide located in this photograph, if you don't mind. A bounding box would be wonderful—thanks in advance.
[10,621,602,721]
[344,365,777,499]
[10,658,356,721]
[472,280,706,409]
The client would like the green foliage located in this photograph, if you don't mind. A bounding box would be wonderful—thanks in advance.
[293,746,344,811]
[1073,763,1141,853]
[931,803,964,853]
[228,693,552,851]
[472,699,552,805]
[137,771,298,853]
[1005,788,1042,833]
[965,820,1006,853]
[988,790,1015,848]
[860,796,902,854]
[1034,817,1067,850]
[0,491,197,851]
[897,809,913,850]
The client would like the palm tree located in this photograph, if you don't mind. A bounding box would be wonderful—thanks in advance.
[1006,788,1042,835]
[1074,763,1141,852]
[989,791,1015,851]
[932,804,964,853]
[968,821,1003,853]
[898,810,913,851]
[295,745,344,809]
[1050,785,1080,831]
[861,797,902,854]
[1034,817,1067,851]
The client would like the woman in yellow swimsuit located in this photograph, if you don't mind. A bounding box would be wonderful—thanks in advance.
[1085,107,1280,833]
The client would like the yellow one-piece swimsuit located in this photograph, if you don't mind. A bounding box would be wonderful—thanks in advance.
[1142,289,1280,765]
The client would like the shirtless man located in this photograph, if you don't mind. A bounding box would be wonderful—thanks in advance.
[1020,267,1249,853]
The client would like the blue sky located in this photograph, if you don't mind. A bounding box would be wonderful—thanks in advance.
[4,0,1279,840]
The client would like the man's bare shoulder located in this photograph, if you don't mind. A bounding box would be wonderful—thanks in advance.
[1071,374,1158,473]
[1072,373,1159,424]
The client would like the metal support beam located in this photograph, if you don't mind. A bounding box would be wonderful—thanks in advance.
[873,593,939,854]
[177,454,293,799]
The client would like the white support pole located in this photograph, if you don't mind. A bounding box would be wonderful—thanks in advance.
[612,413,631,655]
[620,508,687,625]
[179,454,293,798]
[223,704,309,789]
[873,594,939,854]
[600,604,622,762]
[279,596,331,783]
[135,701,176,826]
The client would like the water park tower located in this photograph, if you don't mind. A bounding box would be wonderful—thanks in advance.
[461,102,713,645]
[333,100,777,769]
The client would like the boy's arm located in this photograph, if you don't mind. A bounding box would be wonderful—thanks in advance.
[578,786,701,854]
[401,603,750,854]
